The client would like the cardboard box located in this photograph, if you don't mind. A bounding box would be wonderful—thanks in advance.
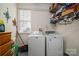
[61,8,75,17]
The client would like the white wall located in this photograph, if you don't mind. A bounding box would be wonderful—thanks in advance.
[17,4,79,56]
[1,3,79,56]
[0,3,17,41]
[17,3,55,31]
[17,3,55,46]
[56,20,79,56]
[31,10,53,31]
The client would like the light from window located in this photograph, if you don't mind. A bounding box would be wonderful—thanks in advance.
[19,9,31,33]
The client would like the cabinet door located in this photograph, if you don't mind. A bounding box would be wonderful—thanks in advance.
[0,34,11,45]
[46,35,63,56]
[0,41,11,56]
[28,35,45,56]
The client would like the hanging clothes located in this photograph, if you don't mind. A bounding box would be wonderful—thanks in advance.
[49,3,59,13]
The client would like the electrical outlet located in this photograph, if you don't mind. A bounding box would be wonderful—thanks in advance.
[65,48,77,56]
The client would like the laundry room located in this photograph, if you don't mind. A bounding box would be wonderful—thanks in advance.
[0,3,79,56]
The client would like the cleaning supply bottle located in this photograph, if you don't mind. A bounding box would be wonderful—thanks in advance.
[0,19,5,32]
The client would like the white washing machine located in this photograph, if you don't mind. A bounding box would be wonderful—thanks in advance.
[28,31,63,56]
[28,31,45,56]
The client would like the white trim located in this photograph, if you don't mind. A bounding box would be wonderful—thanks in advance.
[17,8,31,33]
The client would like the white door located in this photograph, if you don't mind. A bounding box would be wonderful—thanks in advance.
[28,35,45,56]
[46,35,63,56]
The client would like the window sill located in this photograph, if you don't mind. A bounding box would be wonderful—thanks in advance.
[17,32,30,35]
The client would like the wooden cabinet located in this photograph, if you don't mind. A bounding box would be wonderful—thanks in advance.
[3,49,13,56]
[0,32,13,56]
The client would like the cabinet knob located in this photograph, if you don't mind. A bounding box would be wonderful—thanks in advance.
[54,37,56,38]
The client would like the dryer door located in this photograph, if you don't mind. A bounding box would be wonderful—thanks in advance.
[46,35,63,56]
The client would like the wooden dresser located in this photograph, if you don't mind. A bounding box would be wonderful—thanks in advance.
[0,32,13,56]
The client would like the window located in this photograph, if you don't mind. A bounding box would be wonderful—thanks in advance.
[18,9,31,33]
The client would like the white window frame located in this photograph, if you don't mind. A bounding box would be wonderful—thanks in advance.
[17,8,31,34]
